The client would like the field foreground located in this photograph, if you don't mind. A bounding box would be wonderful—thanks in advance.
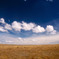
[0,44,59,59]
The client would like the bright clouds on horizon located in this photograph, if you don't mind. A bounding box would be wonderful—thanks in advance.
[0,18,57,34]
[0,33,59,44]
[0,18,59,45]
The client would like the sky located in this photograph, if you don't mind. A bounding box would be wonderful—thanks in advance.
[0,0,59,45]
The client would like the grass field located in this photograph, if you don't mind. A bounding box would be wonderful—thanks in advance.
[0,44,59,59]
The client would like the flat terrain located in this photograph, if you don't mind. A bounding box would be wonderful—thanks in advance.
[0,44,59,59]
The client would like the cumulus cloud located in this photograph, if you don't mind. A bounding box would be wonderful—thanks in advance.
[0,18,12,31]
[0,18,58,45]
[0,26,8,32]
[32,25,45,33]
[46,25,54,32]
[0,18,57,35]
[22,21,36,31]
[12,21,22,31]
[4,23,12,30]
[0,18,5,24]
[46,25,56,34]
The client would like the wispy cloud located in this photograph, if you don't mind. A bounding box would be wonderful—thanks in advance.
[46,0,53,2]
[0,33,59,44]
[23,34,59,44]
[24,0,27,2]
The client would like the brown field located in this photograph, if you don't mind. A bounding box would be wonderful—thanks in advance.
[0,44,59,59]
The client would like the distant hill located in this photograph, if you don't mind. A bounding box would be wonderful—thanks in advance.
[0,44,59,59]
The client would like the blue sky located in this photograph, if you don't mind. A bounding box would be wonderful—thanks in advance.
[0,0,59,44]
[0,0,59,24]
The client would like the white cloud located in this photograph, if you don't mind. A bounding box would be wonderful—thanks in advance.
[46,25,56,34]
[50,30,56,34]
[0,18,5,24]
[18,37,24,41]
[0,18,58,45]
[4,23,12,30]
[23,34,59,44]
[12,21,22,31]
[46,25,54,32]
[0,26,8,32]
[0,18,57,35]
[0,33,59,44]
[32,25,45,33]
[18,37,22,40]
[6,40,13,43]
[22,21,36,31]
[0,18,12,32]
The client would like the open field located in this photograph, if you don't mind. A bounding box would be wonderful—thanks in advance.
[0,44,59,59]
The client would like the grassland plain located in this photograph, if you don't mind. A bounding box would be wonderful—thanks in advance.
[0,44,59,59]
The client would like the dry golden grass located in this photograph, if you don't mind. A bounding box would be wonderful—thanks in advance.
[0,44,59,59]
